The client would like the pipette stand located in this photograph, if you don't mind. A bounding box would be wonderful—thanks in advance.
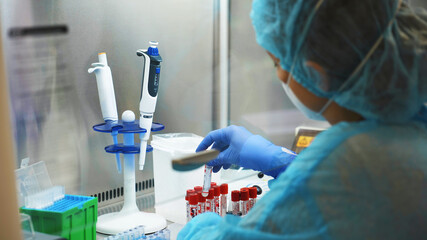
[93,119,167,235]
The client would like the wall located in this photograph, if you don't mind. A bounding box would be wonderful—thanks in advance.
[1,0,215,207]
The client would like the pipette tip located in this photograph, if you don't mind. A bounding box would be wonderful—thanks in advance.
[116,155,122,173]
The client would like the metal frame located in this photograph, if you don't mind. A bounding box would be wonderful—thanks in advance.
[213,0,230,129]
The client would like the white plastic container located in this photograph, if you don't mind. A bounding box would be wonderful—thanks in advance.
[151,133,205,204]
[151,133,221,224]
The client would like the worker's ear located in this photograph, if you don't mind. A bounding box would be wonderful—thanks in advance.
[305,61,329,92]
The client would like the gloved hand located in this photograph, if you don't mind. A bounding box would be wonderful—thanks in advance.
[196,125,253,172]
[196,125,297,178]
[177,212,222,240]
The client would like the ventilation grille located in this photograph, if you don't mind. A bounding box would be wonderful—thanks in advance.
[98,193,155,216]
[90,178,154,203]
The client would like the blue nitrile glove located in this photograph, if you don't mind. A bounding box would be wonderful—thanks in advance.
[196,125,297,178]
[196,125,253,173]
[178,212,222,240]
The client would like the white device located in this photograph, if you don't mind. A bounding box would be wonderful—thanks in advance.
[136,41,162,171]
[88,52,118,122]
[88,52,121,172]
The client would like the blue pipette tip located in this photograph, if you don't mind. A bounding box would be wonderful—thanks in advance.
[111,129,122,173]
[116,155,121,173]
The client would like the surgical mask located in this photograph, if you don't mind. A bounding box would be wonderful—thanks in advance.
[281,82,326,121]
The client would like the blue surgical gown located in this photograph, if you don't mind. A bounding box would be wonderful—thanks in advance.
[178,119,427,239]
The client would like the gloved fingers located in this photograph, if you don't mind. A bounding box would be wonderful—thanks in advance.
[207,148,234,169]
[196,136,214,152]
[222,164,232,170]
[214,148,234,166]
[212,142,228,152]
[212,166,222,173]
[196,129,228,152]
[211,163,231,173]
[206,144,230,168]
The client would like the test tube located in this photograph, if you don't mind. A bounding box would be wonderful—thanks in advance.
[134,225,145,239]
[231,190,241,216]
[188,193,198,221]
[213,185,221,215]
[249,187,258,210]
[240,189,250,216]
[197,192,206,215]
[205,188,215,212]
[194,186,203,193]
[163,228,171,240]
[186,189,195,222]
[211,182,217,187]
[220,183,228,216]
[202,165,213,197]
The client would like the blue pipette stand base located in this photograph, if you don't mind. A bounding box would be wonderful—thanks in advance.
[93,118,167,235]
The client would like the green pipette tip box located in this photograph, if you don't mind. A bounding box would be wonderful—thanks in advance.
[20,195,97,240]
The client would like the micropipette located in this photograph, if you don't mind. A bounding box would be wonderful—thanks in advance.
[88,53,121,172]
[136,41,162,171]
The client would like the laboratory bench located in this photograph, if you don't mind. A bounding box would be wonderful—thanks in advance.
[95,169,271,240]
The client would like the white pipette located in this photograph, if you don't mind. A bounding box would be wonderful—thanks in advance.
[88,53,121,173]
[136,41,162,170]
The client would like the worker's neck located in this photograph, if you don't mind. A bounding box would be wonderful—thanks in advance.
[322,101,364,125]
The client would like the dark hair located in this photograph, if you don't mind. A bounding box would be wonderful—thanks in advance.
[304,1,397,86]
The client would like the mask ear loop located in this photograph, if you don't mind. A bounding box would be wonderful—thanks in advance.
[285,0,401,116]
[283,0,326,112]
[316,0,402,115]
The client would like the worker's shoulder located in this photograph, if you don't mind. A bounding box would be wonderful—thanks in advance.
[338,121,427,151]
[325,121,427,168]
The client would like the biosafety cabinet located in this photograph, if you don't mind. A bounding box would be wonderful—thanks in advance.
[0,0,425,239]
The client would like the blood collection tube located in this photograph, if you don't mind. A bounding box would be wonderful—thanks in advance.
[240,189,250,216]
[231,190,241,216]
[188,193,198,221]
[249,187,258,210]
[220,183,228,217]
[186,189,195,222]
[211,182,217,187]
[194,186,203,193]
[202,165,213,197]
[205,188,215,212]
[186,189,195,201]
[213,185,221,215]
[197,192,206,214]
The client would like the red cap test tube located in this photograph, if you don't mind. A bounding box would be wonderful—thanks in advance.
[206,188,215,212]
[213,185,221,215]
[194,186,203,192]
[249,187,258,210]
[220,183,228,216]
[188,193,198,222]
[186,189,196,222]
[231,190,241,216]
[240,189,250,216]
[197,192,206,214]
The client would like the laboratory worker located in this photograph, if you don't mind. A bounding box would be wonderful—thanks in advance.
[179,0,427,239]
